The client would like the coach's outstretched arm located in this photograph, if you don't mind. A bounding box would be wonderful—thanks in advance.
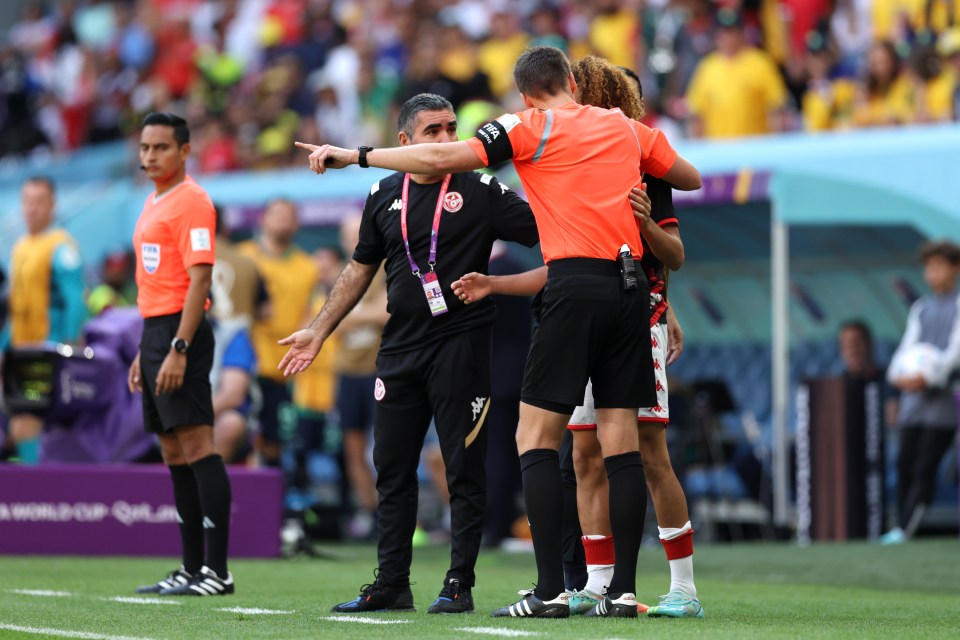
[295,141,484,176]
[277,259,380,376]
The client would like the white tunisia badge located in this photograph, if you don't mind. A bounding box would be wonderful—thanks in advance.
[444,191,463,213]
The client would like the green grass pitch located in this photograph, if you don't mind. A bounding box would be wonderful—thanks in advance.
[1,539,958,639]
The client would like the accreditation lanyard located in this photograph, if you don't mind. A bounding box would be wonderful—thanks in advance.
[400,173,451,317]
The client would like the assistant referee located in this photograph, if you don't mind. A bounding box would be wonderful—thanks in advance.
[297,46,701,618]
[129,112,234,597]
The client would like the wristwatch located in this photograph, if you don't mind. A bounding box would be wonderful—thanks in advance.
[170,337,190,354]
[358,145,374,168]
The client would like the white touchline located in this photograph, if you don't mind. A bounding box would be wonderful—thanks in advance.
[456,629,543,638]
[107,597,181,606]
[0,622,157,640]
[216,607,295,615]
[319,616,411,625]
[8,589,75,597]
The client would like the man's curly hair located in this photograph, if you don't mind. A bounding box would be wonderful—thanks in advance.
[572,55,645,121]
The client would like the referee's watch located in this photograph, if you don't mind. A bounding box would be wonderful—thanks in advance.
[170,337,190,354]
[358,146,374,168]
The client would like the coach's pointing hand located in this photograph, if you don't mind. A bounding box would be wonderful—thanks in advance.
[278,328,325,377]
[294,142,357,174]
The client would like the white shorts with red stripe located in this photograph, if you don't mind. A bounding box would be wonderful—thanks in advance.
[568,323,669,429]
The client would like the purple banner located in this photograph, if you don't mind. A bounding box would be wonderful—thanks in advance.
[673,171,771,206]
[0,464,282,557]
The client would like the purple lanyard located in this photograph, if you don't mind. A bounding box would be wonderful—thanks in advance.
[400,173,451,277]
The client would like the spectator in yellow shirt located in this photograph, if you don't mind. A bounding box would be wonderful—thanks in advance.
[853,40,916,127]
[686,9,788,138]
[477,11,529,98]
[925,27,960,121]
[802,32,857,132]
[589,0,640,69]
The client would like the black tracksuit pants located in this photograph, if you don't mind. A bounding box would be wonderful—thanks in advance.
[373,327,491,588]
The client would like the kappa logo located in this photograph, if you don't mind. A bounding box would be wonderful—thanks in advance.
[656,380,665,392]
[388,199,402,211]
[651,336,659,349]
[471,396,487,421]
[202,516,216,529]
[374,378,386,401]
[444,191,463,213]
[653,359,662,370]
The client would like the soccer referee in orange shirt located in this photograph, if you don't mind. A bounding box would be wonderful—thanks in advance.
[295,46,701,618]
[129,112,234,597]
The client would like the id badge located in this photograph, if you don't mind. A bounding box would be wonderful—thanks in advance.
[421,271,449,316]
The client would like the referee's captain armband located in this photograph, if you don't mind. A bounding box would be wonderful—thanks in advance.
[473,114,520,166]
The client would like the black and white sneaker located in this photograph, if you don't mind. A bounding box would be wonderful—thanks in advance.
[159,566,234,596]
[135,567,193,594]
[331,570,415,613]
[490,589,569,618]
[427,578,474,614]
[585,593,638,618]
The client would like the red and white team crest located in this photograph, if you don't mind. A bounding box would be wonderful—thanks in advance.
[374,378,386,401]
[444,191,463,213]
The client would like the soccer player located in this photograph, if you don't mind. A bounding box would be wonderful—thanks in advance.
[294,46,701,618]
[129,112,234,597]
[281,93,540,614]
[0,176,85,463]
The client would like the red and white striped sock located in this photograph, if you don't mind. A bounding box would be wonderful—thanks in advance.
[581,534,615,596]
[659,521,696,598]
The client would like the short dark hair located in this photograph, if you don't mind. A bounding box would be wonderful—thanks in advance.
[22,175,55,196]
[513,46,572,98]
[142,112,190,146]
[397,93,455,136]
[920,239,960,265]
[839,319,873,347]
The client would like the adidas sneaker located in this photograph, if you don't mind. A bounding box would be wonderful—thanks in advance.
[585,593,639,618]
[490,589,569,618]
[135,567,193,594]
[159,566,234,596]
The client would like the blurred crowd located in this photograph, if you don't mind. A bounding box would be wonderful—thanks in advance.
[2,0,960,168]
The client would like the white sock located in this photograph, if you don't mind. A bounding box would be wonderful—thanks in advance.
[659,521,697,598]
[584,564,613,596]
[582,534,613,596]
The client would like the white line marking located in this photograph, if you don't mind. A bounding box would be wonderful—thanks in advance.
[320,615,411,625]
[8,589,75,597]
[457,629,543,638]
[216,607,295,615]
[0,622,156,640]
[107,597,181,606]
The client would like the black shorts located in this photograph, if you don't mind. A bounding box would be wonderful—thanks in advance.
[140,313,214,434]
[336,373,377,432]
[521,258,655,414]
[258,377,291,444]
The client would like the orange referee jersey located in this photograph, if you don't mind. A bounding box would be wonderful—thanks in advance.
[133,177,216,318]
[467,102,677,264]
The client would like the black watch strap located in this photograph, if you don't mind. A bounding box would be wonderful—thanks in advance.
[358,146,373,168]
